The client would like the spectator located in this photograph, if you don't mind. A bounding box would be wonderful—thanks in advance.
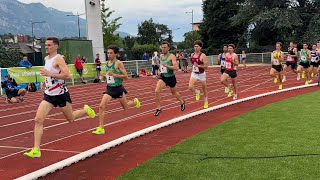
[95,53,101,80]
[151,51,160,77]
[81,56,88,63]
[117,54,124,61]
[1,74,26,103]
[123,54,128,61]
[20,56,32,68]
[26,82,37,92]
[142,52,149,61]
[74,54,86,84]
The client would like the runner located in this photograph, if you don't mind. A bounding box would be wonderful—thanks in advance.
[241,50,247,67]
[154,41,186,116]
[310,44,319,79]
[297,43,311,84]
[270,42,284,90]
[92,45,141,135]
[283,42,298,82]
[220,44,239,100]
[23,37,96,158]
[218,45,228,93]
[188,40,209,109]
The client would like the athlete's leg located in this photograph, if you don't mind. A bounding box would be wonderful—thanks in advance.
[170,87,184,105]
[97,94,112,128]
[220,73,229,87]
[119,93,140,110]
[60,102,88,122]
[155,80,166,110]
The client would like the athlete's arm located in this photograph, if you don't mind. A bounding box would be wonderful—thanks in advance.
[111,61,128,80]
[199,54,208,69]
[163,54,179,71]
[233,54,239,65]
[308,50,312,60]
[280,52,285,62]
[40,56,71,80]
[292,48,298,58]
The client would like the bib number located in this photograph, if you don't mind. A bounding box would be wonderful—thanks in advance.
[106,75,115,84]
[287,56,292,61]
[192,65,199,73]
[311,57,318,62]
[221,61,226,67]
[45,77,53,87]
[301,56,307,61]
[273,59,279,65]
[225,62,232,69]
[160,65,168,74]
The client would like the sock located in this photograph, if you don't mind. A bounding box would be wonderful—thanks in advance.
[204,96,208,102]
[195,89,200,94]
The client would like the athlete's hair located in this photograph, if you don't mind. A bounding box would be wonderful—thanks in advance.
[223,44,228,47]
[161,41,170,47]
[46,37,59,46]
[303,42,308,46]
[276,42,282,47]
[107,45,120,54]
[194,40,203,47]
[228,44,235,49]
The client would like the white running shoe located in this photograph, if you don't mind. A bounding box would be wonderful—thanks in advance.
[233,94,237,101]
[282,76,286,82]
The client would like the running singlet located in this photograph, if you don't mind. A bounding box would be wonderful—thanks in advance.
[191,53,204,73]
[287,48,296,62]
[160,53,174,77]
[300,50,309,63]
[106,60,123,87]
[311,51,319,62]
[44,54,67,96]
[220,53,226,69]
[272,51,282,65]
[225,54,236,71]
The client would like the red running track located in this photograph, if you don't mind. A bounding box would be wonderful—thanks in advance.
[0,66,318,179]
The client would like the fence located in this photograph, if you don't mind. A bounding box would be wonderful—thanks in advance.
[1,53,272,96]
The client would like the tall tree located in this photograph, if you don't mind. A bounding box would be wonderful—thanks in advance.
[123,36,136,50]
[200,0,247,50]
[100,0,122,48]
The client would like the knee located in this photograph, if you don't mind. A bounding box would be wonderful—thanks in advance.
[34,116,44,125]
[188,85,193,91]
[99,103,106,111]
[155,89,161,95]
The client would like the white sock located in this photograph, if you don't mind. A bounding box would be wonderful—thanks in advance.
[195,89,200,94]
[204,96,208,102]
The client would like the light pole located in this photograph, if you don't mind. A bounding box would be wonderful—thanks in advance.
[186,9,194,41]
[31,21,46,64]
[67,12,85,39]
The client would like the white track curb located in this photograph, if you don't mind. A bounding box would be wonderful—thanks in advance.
[16,83,318,180]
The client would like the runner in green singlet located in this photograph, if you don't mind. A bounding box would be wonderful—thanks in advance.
[297,43,311,85]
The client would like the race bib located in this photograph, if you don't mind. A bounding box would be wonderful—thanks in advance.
[193,65,199,73]
[273,59,279,65]
[106,75,115,84]
[225,62,231,69]
[221,61,226,67]
[311,57,318,62]
[160,65,168,74]
[45,77,53,87]
[301,56,307,61]
[287,56,292,61]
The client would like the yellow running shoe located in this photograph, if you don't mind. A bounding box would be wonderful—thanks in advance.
[278,84,283,90]
[84,105,96,118]
[311,73,314,77]
[134,98,141,108]
[228,91,233,97]
[274,77,278,83]
[224,87,228,93]
[302,72,305,78]
[204,101,208,109]
[196,92,200,101]
[92,127,105,135]
[305,80,309,85]
[24,148,41,158]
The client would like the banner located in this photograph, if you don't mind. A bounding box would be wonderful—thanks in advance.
[7,67,45,84]
[68,63,97,78]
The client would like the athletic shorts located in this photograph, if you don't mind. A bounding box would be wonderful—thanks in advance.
[224,70,237,79]
[104,85,128,99]
[310,61,319,67]
[43,92,72,107]
[285,61,297,69]
[77,69,83,76]
[159,75,177,88]
[272,65,283,72]
[299,62,310,69]
[242,57,247,61]
[191,72,206,82]
[220,67,225,74]
[96,67,101,71]
[6,90,19,100]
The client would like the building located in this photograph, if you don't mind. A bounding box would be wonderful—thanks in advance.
[14,34,29,43]
[192,22,203,31]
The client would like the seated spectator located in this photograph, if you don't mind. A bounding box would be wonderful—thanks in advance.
[1,74,26,103]
[20,56,32,68]
[26,82,37,92]
[139,69,147,76]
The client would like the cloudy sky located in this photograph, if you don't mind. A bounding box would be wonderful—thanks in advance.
[18,0,203,42]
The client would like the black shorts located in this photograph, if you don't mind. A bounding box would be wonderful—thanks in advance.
[272,65,283,72]
[152,65,159,70]
[285,61,297,69]
[310,62,319,67]
[96,67,101,71]
[104,85,128,99]
[220,67,225,74]
[159,75,177,88]
[77,69,83,76]
[6,90,19,99]
[43,92,72,107]
[224,70,237,78]
[299,62,310,69]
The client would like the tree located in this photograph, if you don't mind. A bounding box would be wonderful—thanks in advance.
[137,18,173,46]
[200,0,247,50]
[177,31,201,50]
[100,0,122,48]
[0,44,23,68]
[123,36,136,50]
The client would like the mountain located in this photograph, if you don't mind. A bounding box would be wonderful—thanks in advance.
[0,0,87,38]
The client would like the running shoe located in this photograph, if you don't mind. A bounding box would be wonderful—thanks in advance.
[92,127,105,135]
[302,72,305,79]
[204,101,208,109]
[84,105,96,118]
[282,76,286,82]
[154,109,162,116]
[278,84,283,90]
[134,98,141,108]
[305,80,309,85]
[196,92,200,101]
[274,77,278,83]
[181,101,186,111]
[233,94,237,101]
[225,86,230,93]
[309,80,313,83]
[24,148,41,158]
[228,91,233,98]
